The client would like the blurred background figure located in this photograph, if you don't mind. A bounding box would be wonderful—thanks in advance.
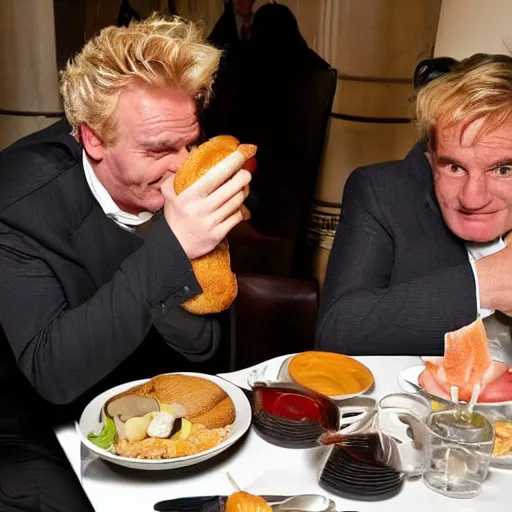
[204,2,337,280]
[204,0,256,140]
[209,0,256,50]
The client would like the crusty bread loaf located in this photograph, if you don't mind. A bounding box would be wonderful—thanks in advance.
[128,374,236,428]
[174,135,257,314]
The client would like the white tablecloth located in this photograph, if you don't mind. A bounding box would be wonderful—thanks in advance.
[54,355,511,512]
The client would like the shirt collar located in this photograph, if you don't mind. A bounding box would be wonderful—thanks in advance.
[82,150,154,228]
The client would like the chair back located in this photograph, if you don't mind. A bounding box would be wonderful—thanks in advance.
[230,273,318,370]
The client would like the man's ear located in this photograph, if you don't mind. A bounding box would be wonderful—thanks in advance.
[80,124,104,161]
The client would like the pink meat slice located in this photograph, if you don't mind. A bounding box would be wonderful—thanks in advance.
[479,368,512,403]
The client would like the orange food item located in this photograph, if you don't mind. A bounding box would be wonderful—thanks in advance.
[122,374,236,428]
[174,135,257,314]
[287,351,374,397]
[225,492,272,512]
[442,317,491,399]
[419,317,511,402]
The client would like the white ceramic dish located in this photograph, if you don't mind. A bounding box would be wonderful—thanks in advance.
[77,372,251,471]
[397,365,512,469]
[398,365,512,409]
[248,353,374,402]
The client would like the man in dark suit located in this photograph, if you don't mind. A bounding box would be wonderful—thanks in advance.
[316,54,512,357]
[209,0,256,48]
[0,15,251,511]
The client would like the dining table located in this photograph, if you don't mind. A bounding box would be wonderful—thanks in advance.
[54,354,511,512]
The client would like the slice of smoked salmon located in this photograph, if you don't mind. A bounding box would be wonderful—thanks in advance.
[443,323,475,388]
[419,318,512,403]
[466,317,491,387]
[444,318,491,401]
[418,367,450,399]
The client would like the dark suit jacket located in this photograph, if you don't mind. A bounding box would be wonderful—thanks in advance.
[315,139,477,356]
[0,121,220,418]
[208,4,240,49]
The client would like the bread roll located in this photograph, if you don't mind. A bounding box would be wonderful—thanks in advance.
[174,135,257,314]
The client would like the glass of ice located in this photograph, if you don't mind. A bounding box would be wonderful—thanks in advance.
[422,408,494,499]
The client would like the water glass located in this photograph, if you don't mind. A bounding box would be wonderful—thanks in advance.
[422,409,494,499]
[378,393,431,476]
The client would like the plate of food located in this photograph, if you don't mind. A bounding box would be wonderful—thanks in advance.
[397,317,512,467]
[77,372,251,470]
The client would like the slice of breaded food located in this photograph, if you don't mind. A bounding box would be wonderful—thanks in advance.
[128,375,235,427]
[191,396,236,429]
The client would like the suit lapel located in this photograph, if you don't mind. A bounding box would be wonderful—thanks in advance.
[62,161,142,287]
[404,139,442,218]
[71,204,142,287]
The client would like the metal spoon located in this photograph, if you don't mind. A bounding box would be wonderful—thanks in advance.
[271,495,336,512]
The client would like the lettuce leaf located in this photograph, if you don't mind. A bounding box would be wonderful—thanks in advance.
[87,415,116,450]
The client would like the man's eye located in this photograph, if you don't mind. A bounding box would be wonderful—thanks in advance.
[496,166,512,177]
[450,164,460,173]
[149,149,172,158]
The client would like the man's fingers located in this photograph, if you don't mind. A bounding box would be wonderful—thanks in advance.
[216,209,245,239]
[160,173,177,201]
[214,189,247,224]
[186,150,250,197]
[207,169,252,210]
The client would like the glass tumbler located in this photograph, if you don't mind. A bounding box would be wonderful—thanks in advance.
[378,393,431,476]
[422,409,494,499]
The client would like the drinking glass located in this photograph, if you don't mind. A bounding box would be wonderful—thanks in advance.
[422,409,494,499]
[378,393,431,476]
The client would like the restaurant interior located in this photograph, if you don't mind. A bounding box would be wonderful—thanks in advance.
[2,1,512,510]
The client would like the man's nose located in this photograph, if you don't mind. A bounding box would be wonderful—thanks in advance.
[459,175,492,210]
[171,146,191,172]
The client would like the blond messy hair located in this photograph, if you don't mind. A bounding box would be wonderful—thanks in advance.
[415,54,512,151]
[60,14,221,146]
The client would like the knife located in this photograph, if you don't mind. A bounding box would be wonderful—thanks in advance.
[402,378,453,406]
[154,495,292,512]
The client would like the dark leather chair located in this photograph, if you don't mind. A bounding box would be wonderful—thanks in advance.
[226,64,337,278]
[229,274,318,370]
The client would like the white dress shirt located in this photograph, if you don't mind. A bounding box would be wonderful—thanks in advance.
[82,151,154,231]
[466,238,505,318]
[467,239,512,363]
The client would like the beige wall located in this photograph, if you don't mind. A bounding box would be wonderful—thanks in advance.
[435,0,512,58]
[0,0,62,149]
[303,0,441,285]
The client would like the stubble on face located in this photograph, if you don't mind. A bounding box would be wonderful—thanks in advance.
[428,117,512,243]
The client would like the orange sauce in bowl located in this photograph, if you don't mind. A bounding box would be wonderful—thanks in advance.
[287,351,374,397]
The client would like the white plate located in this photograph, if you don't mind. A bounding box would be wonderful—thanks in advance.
[76,372,251,470]
[397,365,512,408]
[397,365,512,468]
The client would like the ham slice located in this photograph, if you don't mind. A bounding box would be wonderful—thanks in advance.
[419,318,512,403]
